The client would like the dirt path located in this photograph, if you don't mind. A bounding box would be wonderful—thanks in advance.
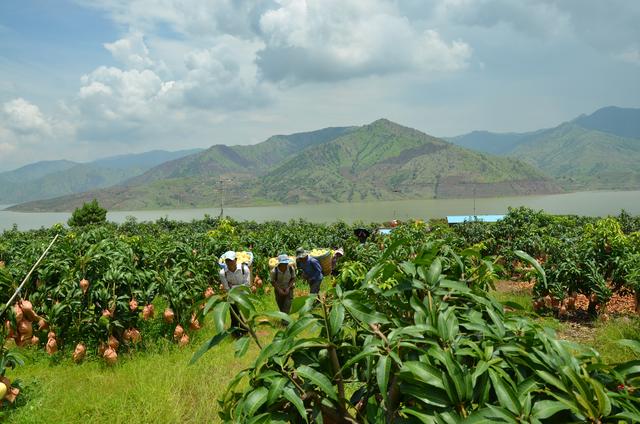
[493,279,639,344]
[494,279,534,295]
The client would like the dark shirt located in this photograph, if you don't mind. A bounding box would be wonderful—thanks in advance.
[299,256,323,283]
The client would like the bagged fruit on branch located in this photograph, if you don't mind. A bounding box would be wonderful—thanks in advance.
[73,343,86,363]
[163,308,174,323]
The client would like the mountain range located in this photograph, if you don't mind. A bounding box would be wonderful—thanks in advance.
[0,149,202,204]
[448,106,640,190]
[4,105,638,212]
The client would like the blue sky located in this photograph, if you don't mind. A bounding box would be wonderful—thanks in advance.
[0,0,639,170]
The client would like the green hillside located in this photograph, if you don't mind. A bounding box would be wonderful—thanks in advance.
[8,119,560,212]
[254,119,558,203]
[448,106,640,190]
[0,165,148,204]
[0,160,78,184]
[124,126,354,186]
[446,130,540,155]
[512,123,640,190]
[0,149,202,204]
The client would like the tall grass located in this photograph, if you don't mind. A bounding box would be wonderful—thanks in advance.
[7,338,260,423]
[4,295,280,423]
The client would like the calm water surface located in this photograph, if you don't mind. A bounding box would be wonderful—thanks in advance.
[1,190,639,231]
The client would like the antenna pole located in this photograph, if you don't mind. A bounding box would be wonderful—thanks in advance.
[473,184,476,217]
[219,178,224,218]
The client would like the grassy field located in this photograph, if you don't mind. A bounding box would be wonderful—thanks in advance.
[3,296,279,424]
[4,288,640,423]
[5,337,260,423]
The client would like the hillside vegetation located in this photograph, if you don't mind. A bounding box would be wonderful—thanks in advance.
[254,119,556,203]
[0,150,202,204]
[449,106,640,190]
[9,120,558,211]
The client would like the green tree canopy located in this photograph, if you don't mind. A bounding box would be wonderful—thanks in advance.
[68,199,107,227]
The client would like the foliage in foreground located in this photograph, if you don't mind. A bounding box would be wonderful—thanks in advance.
[197,240,640,423]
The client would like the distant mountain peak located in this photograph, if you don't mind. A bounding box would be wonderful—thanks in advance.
[370,117,394,124]
[367,118,403,128]
[573,106,640,139]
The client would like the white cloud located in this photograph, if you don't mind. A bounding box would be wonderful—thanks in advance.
[257,0,471,82]
[0,98,75,169]
[0,123,16,155]
[73,32,269,142]
[104,32,155,69]
[0,0,633,171]
[2,98,52,136]
[80,0,472,84]
[78,67,171,118]
[75,66,176,140]
[177,36,268,109]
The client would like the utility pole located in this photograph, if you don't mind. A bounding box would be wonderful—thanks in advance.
[473,183,477,217]
[218,177,233,218]
[219,177,224,218]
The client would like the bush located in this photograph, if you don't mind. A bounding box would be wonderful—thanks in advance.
[195,239,640,423]
[67,200,107,227]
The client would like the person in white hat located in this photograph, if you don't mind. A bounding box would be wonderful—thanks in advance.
[331,248,344,276]
[270,254,296,317]
[218,250,251,335]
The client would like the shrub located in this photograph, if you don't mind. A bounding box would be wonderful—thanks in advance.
[195,240,640,423]
[67,200,107,227]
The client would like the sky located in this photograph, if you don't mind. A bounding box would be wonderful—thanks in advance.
[0,0,639,171]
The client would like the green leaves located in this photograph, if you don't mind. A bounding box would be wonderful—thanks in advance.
[342,293,389,325]
[235,336,250,358]
[327,303,344,339]
[11,214,640,423]
[515,249,547,290]
[401,361,445,390]
[296,365,338,401]
[190,331,229,364]
[228,286,255,315]
[376,355,391,402]
[489,369,520,415]
[290,295,315,315]
[243,386,269,417]
[436,307,459,343]
[531,400,570,419]
[426,258,442,286]
[213,301,229,333]
[283,387,307,421]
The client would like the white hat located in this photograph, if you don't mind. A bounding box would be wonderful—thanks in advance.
[223,251,237,261]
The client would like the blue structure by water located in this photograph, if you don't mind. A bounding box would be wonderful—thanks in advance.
[446,215,505,225]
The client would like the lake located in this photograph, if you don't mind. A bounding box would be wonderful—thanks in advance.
[1,190,639,231]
